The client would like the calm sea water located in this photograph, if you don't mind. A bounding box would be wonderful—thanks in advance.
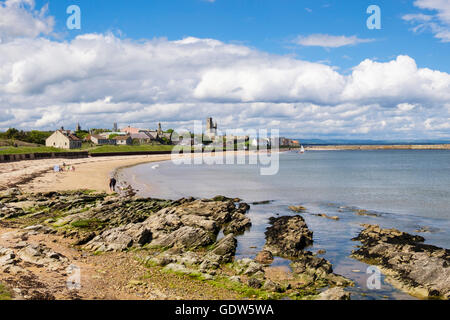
[120,150,450,300]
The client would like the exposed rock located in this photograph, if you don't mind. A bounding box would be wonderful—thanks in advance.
[237,202,250,213]
[354,209,380,217]
[255,250,274,265]
[262,280,282,293]
[209,234,237,262]
[317,287,351,300]
[150,226,214,250]
[264,215,313,258]
[248,278,263,289]
[312,213,340,221]
[223,212,251,235]
[288,205,307,213]
[290,251,353,287]
[163,263,196,275]
[84,223,152,252]
[351,224,450,299]
[229,276,242,284]
[251,200,273,205]
[233,258,264,276]
[415,226,438,233]
[23,225,56,235]
[198,235,237,272]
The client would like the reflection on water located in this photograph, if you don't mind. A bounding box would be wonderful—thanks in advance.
[119,150,450,300]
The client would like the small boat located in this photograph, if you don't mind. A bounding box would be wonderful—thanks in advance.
[299,145,305,154]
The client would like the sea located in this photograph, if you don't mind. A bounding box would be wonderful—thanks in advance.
[119,150,450,300]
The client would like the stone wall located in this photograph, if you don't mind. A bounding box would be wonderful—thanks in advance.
[0,152,89,163]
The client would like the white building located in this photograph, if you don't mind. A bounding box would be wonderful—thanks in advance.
[46,129,82,150]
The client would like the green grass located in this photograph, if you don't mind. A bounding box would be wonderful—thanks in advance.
[89,145,175,153]
[0,146,68,155]
[71,218,105,230]
[0,283,12,300]
[0,144,175,155]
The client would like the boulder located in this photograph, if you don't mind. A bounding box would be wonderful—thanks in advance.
[210,234,237,261]
[84,223,152,252]
[223,212,251,235]
[262,280,282,293]
[264,215,313,258]
[317,287,351,300]
[248,278,263,289]
[150,226,214,250]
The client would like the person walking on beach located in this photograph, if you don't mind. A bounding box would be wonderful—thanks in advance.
[109,177,117,192]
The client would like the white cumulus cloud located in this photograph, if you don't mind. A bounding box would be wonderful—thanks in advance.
[0,0,54,43]
[0,5,449,140]
[403,0,450,42]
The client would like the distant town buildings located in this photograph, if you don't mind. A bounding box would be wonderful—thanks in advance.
[90,134,116,145]
[46,120,299,150]
[45,128,82,149]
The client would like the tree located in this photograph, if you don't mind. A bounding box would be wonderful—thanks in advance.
[5,128,19,139]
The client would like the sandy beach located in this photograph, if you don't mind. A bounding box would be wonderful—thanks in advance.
[0,151,264,194]
[0,155,172,193]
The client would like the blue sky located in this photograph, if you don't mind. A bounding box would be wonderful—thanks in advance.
[39,0,449,72]
[1,0,449,140]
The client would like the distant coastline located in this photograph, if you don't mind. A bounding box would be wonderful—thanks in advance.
[304,144,450,151]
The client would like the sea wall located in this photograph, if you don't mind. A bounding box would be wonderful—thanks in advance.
[0,152,89,163]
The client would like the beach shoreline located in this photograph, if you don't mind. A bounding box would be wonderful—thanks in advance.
[0,150,270,194]
[0,155,173,194]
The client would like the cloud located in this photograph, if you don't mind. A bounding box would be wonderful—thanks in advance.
[294,34,375,48]
[0,0,54,43]
[403,0,450,42]
[0,7,448,140]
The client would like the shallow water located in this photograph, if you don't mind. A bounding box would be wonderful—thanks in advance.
[119,150,450,300]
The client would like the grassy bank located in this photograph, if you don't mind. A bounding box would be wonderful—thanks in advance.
[0,144,175,155]
[0,146,67,155]
[89,145,175,153]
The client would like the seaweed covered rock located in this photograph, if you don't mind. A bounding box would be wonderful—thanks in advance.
[264,215,313,258]
[290,251,352,287]
[351,224,450,300]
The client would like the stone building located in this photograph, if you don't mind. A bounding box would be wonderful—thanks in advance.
[206,117,217,136]
[113,135,132,145]
[46,129,82,149]
[90,135,116,145]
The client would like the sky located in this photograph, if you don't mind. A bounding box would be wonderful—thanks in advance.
[0,0,449,140]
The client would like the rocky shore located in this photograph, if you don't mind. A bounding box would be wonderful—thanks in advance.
[1,188,448,300]
[351,224,450,300]
[0,188,355,300]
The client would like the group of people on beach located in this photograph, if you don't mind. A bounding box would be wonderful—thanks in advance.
[54,162,76,173]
